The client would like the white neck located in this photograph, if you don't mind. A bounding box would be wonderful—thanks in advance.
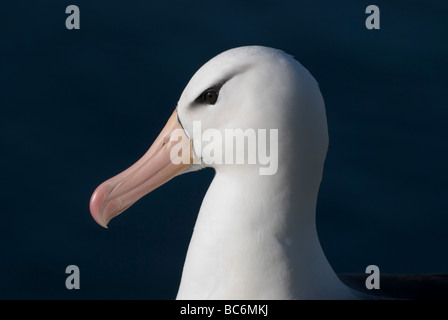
[176,164,356,299]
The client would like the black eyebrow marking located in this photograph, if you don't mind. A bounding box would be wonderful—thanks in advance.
[192,64,252,105]
[194,81,226,104]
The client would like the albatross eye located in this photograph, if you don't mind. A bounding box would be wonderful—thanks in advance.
[200,89,219,105]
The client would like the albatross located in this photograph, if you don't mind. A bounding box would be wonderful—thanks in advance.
[89,46,447,299]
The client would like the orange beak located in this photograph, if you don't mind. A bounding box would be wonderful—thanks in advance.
[89,109,193,228]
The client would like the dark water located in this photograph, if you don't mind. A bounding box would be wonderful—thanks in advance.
[1,1,447,299]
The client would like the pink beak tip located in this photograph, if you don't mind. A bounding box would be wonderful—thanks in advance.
[89,185,110,229]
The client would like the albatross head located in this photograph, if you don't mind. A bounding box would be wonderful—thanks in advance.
[90,46,329,229]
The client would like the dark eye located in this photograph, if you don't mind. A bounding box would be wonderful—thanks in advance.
[199,89,219,105]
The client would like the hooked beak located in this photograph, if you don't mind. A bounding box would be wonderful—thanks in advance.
[89,109,193,228]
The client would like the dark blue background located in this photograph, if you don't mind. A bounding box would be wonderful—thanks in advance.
[1,1,447,299]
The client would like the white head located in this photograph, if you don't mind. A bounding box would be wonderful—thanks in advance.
[178,46,328,174]
[90,46,329,228]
